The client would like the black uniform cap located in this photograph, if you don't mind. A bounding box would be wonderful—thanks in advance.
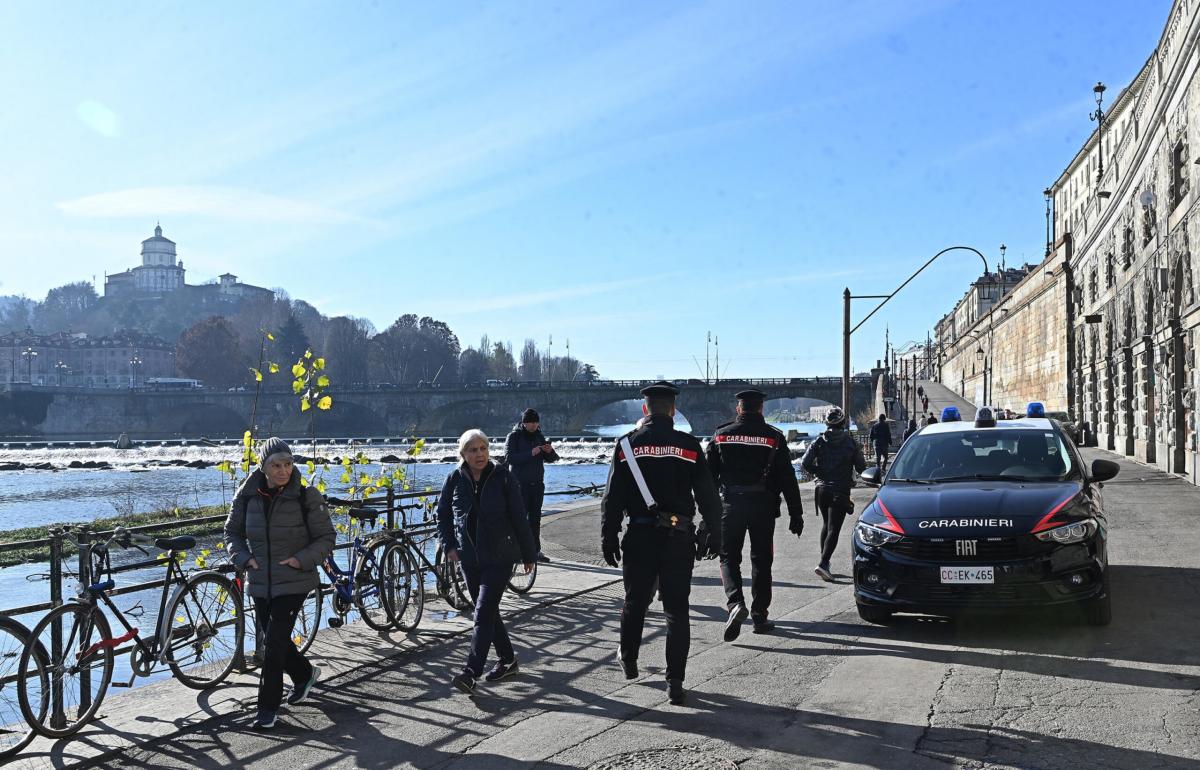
[735,388,766,403]
[640,380,680,398]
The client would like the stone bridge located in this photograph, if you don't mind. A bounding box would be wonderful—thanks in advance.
[0,377,876,440]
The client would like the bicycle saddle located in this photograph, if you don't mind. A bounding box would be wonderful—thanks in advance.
[155,535,197,551]
[347,508,379,522]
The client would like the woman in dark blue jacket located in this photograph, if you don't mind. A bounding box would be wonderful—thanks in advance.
[438,429,537,694]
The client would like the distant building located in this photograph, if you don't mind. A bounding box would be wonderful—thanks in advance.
[104,225,273,303]
[0,329,174,388]
[809,404,839,423]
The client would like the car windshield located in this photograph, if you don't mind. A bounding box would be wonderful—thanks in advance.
[888,429,1076,482]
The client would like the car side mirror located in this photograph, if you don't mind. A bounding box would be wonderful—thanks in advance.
[1090,458,1120,483]
[860,466,882,487]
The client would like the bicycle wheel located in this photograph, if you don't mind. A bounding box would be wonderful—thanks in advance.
[165,573,243,689]
[435,546,474,611]
[0,616,46,759]
[355,540,394,631]
[393,543,425,632]
[507,561,537,595]
[21,603,113,739]
[241,584,322,661]
[378,541,413,630]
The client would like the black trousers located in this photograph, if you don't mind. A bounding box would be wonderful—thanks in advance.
[874,444,889,470]
[815,486,853,567]
[460,560,515,677]
[521,481,545,551]
[718,491,776,620]
[254,594,313,713]
[620,525,694,681]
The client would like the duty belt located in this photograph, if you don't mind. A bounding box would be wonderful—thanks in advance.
[629,512,693,532]
[724,483,769,493]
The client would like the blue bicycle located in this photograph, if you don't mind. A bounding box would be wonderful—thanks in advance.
[321,508,393,631]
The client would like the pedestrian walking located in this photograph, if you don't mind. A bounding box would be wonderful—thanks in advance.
[224,437,336,730]
[705,388,803,641]
[868,413,891,474]
[926,413,938,425]
[800,407,866,583]
[922,395,929,412]
[601,381,722,706]
[902,418,919,443]
[917,385,924,399]
[505,408,559,562]
[438,429,537,695]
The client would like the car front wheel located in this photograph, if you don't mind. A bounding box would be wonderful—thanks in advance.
[1084,574,1112,626]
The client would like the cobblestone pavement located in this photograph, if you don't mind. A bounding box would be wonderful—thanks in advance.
[20,449,1200,769]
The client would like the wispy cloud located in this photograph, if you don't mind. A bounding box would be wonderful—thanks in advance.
[56,186,369,225]
[76,100,119,138]
[435,275,666,315]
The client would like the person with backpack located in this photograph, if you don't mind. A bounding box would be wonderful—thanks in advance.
[867,413,891,474]
[504,408,559,562]
[224,437,335,730]
[439,429,537,695]
[902,417,919,443]
[800,407,866,582]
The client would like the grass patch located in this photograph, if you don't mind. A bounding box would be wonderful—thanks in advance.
[0,505,229,568]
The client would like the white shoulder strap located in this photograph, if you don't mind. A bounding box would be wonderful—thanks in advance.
[619,436,657,509]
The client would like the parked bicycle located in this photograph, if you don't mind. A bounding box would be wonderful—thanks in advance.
[0,614,46,759]
[18,527,243,738]
[320,508,393,632]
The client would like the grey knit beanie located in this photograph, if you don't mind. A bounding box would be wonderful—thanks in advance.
[259,436,293,467]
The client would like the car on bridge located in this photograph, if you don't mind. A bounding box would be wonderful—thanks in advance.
[852,410,1119,626]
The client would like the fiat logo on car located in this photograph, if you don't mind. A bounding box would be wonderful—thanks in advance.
[955,540,978,557]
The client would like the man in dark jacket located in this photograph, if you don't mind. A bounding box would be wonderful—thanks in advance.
[800,407,866,583]
[224,437,336,729]
[868,413,891,473]
[505,408,559,562]
[601,381,722,706]
[705,389,803,640]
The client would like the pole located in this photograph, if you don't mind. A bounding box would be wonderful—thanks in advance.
[715,335,719,382]
[706,331,710,383]
[842,288,851,411]
[49,531,65,730]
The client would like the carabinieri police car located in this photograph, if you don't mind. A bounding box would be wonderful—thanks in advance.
[852,406,1119,625]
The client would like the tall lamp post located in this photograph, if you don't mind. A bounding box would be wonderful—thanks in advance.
[1090,82,1110,197]
[843,246,990,414]
[54,361,69,387]
[21,347,37,384]
[129,353,143,389]
[1044,188,1055,257]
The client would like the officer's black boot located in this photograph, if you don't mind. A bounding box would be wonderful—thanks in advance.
[667,678,686,705]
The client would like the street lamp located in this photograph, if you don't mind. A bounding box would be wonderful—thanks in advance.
[21,347,37,384]
[129,353,143,389]
[1090,82,1111,197]
[843,246,990,414]
[54,360,69,387]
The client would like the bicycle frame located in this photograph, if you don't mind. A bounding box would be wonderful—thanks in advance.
[320,527,382,608]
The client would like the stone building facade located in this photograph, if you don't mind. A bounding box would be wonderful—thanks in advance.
[104,225,273,303]
[0,330,174,388]
[1055,0,1200,478]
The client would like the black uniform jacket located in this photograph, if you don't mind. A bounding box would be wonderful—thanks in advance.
[601,414,722,542]
[705,413,803,519]
[800,429,867,494]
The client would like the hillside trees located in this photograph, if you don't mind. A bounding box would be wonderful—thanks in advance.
[177,316,245,388]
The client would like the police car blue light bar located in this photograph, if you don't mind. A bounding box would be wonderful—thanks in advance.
[1026,402,1046,417]
[941,406,962,422]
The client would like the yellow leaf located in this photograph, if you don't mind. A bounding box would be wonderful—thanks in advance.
[200,549,210,557]
[176,616,185,624]
[250,368,262,382]
[300,476,308,487]
[292,379,304,394]
[317,480,327,494]
[292,363,306,378]
[241,459,251,473]
[268,362,280,373]
[266,332,275,341]
[216,542,224,550]
[314,358,326,370]
[293,635,303,646]
[317,395,332,410]
[306,460,316,473]
[301,397,311,412]
[304,350,313,360]
[348,486,357,495]
[243,430,253,448]
[317,375,330,388]
[340,471,351,483]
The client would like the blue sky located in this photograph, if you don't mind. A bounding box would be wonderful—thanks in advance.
[0,1,1172,379]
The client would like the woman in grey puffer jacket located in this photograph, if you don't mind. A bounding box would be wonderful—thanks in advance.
[224,437,335,729]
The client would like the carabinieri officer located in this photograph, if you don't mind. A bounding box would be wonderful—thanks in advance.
[705,389,803,641]
[601,381,722,706]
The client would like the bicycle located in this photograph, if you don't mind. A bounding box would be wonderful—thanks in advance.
[232,572,323,662]
[0,614,47,759]
[321,508,393,632]
[19,527,243,739]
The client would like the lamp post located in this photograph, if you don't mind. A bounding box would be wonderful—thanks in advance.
[21,347,37,384]
[1089,82,1109,195]
[54,361,69,387]
[843,246,990,414]
[129,353,143,389]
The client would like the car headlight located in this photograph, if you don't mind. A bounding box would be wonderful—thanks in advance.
[1033,519,1097,545]
[856,522,902,547]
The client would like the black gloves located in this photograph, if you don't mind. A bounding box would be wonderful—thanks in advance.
[694,522,721,561]
[788,513,804,537]
[602,536,621,568]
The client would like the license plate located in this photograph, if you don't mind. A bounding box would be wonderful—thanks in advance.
[939,566,994,584]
